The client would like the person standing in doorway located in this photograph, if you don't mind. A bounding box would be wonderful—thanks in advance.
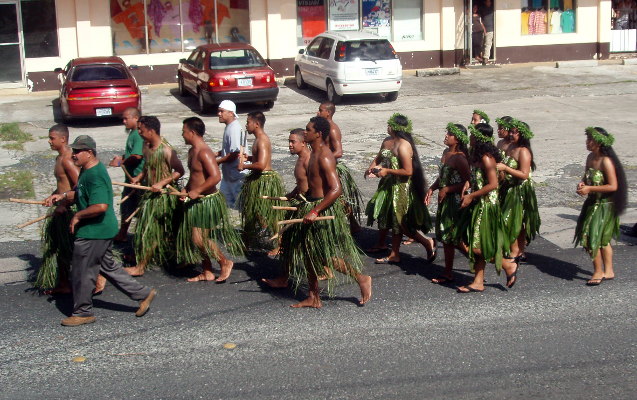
[481,0,495,65]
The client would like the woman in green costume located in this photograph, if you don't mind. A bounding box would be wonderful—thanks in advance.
[494,116,513,160]
[574,127,627,286]
[364,134,395,253]
[426,123,471,284]
[455,123,517,293]
[372,113,436,265]
[496,118,541,270]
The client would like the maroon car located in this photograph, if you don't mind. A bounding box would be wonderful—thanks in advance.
[55,57,141,121]
[177,43,278,113]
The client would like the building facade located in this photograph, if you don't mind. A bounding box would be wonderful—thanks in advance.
[0,0,616,92]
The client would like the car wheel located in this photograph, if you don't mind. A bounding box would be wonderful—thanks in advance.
[264,100,275,110]
[178,75,187,97]
[295,68,307,89]
[385,91,399,102]
[198,90,210,114]
[326,81,342,104]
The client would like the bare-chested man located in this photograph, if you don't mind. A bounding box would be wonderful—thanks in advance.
[261,128,310,288]
[278,116,371,308]
[236,111,285,250]
[126,116,184,276]
[39,124,80,294]
[177,117,243,283]
[317,101,363,230]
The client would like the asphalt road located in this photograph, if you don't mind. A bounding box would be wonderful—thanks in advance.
[1,63,636,399]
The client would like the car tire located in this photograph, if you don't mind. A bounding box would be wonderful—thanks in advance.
[326,81,342,104]
[295,68,307,89]
[385,91,399,102]
[264,100,275,110]
[178,75,187,97]
[198,90,210,114]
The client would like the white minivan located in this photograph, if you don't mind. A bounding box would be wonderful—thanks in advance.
[294,31,402,104]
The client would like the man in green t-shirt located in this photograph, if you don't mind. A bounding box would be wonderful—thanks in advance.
[50,135,156,327]
[109,107,144,242]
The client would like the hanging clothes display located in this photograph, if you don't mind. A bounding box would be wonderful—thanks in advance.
[550,9,562,33]
[561,9,575,33]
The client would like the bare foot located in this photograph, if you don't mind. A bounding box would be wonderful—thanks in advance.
[402,238,414,245]
[187,271,216,282]
[267,247,280,257]
[357,275,372,305]
[317,266,334,281]
[291,292,322,308]
[261,276,288,288]
[93,274,106,294]
[215,260,234,282]
[124,265,144,277]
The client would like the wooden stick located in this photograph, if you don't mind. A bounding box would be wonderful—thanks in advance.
[167,191,204,199]
[166,184,180,193]
[112,181,153,191]
[17,214,51,229]
[272,206,297,211]
[9,198,45,205]
[277,216,335,226]
[261,196,289,201]
[118,191,134,205]
[125,207,140,223]
[121,165,134,182]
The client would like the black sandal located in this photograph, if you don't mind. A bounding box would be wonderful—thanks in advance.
[504,256,519,288]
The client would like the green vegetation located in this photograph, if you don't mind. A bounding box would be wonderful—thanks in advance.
[0,123,33,151]
[0,170,35,199]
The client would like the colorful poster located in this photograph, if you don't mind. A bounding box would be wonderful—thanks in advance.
[328,0,359,31]
[298,0,326,45]
[362,0,391,28]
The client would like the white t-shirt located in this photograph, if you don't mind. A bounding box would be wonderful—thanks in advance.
[220,119,247,182]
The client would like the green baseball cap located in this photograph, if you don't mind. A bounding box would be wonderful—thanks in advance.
[69,135,96,152]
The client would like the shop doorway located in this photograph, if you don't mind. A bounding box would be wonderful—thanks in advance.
[0,1,24,86]
[464,0,496,65]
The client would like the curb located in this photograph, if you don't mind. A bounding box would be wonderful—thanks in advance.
[416,67,460,77]
[622,58,637,65]
[556,60,599,68]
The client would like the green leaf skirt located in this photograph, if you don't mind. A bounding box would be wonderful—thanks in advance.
[336,162,364,222]
[36,206,75,289]
[455,199,504,273]
[573,196,619,259]
[134,192,180,270]
[500,179,541,250]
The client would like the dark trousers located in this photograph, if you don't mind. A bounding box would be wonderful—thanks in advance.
[71,238,151,317]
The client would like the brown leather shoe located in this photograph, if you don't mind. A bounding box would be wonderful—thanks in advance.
[135,288,157,317]
[61,316,96,326]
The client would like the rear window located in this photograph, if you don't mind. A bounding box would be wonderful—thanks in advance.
[70,65,128,81]
[336,40,397,62]
[208,49,266,69]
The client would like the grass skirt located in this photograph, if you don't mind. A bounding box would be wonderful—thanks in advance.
[391,177,432,236]
[573,196,619,259]
[134,192,180,269]
[455,199,504,273]
[500,179,541,249]
[435,194,462,245]
[36,206,75,289]
[279,199,363,296]
[177,192,244,264]
[365,176,393,230]
[237,170,286,248]
[336,163,364,222]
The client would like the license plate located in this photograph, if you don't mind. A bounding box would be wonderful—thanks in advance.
[365,68,380,76]
[237,78,252,86]
[95,108,112,116]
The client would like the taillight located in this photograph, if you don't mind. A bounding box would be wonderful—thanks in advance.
[209,77,230,87]
[260,73,274,84]
[335,44,347,61]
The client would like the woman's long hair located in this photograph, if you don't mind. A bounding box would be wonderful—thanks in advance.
[450,123,469,157]
[470,123,502,164]
[392,114,427,202]
[514,121,536,171]
[592,127,627,214]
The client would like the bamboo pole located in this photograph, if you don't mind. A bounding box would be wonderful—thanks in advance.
[17,214,51,229]
[9,198,45,205]
[272,206,297,211]
[119,191,134,204]
[112,181,152,191]
[277,216,335,225]
[124,207,140,223]
[261,196,289,201]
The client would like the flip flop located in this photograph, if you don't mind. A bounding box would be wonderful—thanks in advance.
[426,238,438,263]
[431,276,454,284]
[457,285,484,293]
[402,238,414,245]
[375,257,400,265]
[504,257,519,288]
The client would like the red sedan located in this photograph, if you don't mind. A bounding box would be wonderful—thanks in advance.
[177,43,278,113]
[55,57,141,121]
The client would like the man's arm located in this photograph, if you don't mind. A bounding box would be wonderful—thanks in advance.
[70,204,108,234]
[329,126,343,159]
[240,138,270,171]
[62,158,80,188]
[304,154,341,222]
[150,147,184,191]
[189,149,221,198]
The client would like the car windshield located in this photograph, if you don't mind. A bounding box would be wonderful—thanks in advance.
[208,49,266,69]
[342,40,395,61]
[70,64,128,81]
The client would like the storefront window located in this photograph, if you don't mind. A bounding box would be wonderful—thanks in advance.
[610,0,637,52]
[111,0,250,55]
[297,0,423,44]
[22,0,59,57]
[521,0,576,35]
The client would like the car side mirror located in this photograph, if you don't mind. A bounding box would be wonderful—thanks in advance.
[54,68,63,73]
[298,49,305,55]
[179,58,187,63]
[129,64,138,70]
